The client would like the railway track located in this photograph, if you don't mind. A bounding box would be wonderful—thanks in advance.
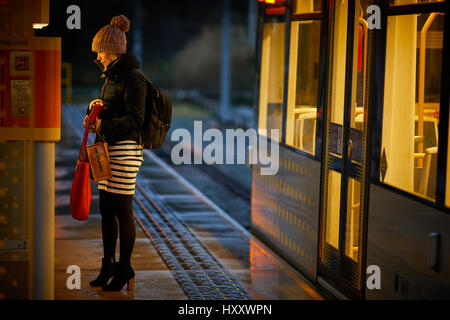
[153,142,251,202]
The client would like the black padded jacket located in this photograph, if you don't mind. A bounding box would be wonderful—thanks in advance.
[87,51,147,145]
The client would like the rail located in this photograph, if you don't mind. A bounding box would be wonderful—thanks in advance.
[417,12,437,168]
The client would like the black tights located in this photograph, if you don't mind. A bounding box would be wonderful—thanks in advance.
[99,189,135,264]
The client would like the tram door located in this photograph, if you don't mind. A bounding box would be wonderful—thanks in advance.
[318,0,373,298]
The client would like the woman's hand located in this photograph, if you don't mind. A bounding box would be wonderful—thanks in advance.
[89,117,102,133]
[83,115,88,128]
[88,99,103,112]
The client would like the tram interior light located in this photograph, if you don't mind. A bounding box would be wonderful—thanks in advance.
[258,0,286,4]
[262,0,287,15]
[30,0,49,30]
[33,23,48,29]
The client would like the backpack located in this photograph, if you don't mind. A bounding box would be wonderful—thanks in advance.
[140,74,172,149]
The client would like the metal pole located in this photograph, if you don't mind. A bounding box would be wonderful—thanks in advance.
[133,0,143,67]
[33,142,55,299]
[417,12,437,168]
[220,0,232,122]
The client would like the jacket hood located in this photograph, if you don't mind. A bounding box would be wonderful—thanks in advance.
[94,51,140,78]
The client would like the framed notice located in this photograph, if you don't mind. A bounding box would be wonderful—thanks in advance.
[350,128,363,164]
[328,122,342,157]
[9,51,33,76]
[10,80,32,116]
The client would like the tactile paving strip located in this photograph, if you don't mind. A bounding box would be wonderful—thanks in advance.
[64,107,251,300]
[133,181,251,300]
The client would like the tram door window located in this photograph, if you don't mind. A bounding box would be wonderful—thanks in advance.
[345,178,361,261]
[320,0,373,296]
[258,22,285,141]
[292,0,322,14]
[343,0,372,263]
[285,20,321,155]
[381,13,444,201]
[326,170,342,249]
[321,0,348,253]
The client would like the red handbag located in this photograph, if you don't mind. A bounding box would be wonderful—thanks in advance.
[70,101,106,221]
[70,127,91,221]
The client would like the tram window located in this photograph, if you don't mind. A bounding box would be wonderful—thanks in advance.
[345,178,361,261]
[446,119,450,207]
[389,0,444,6]
[381,13,443,201]
[258,22,285,141]
[285,20,321,154]
[326,170,341,249]
[292,0,322,14]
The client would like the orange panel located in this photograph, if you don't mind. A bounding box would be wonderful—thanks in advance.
[33,49,60,129]
[1,49,32,128]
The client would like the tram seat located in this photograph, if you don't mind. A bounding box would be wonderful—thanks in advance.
[418,146,437,196]
[352,107,364,130]
[267,103,283,135]
[355,113,364,128]
[293,107,317,153]
[414,115,439,149]
[413,116,438,198]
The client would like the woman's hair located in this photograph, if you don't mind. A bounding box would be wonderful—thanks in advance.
[101,53,121,71]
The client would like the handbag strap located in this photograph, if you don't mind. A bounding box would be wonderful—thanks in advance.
[77,120,108,163]
[95,128,106,143]
[77,125,90,162]
[78,101,107,162]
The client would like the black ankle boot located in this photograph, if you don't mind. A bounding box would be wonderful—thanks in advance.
[102,261,135,291]
[90,257,116,287]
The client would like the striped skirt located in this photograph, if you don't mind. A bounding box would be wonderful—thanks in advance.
[97,140,144,195]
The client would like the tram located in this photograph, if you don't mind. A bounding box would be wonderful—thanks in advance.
[251,0,450,299]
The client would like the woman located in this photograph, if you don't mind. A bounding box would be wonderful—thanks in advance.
[83,15,147,291]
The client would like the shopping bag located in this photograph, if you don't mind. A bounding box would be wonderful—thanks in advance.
[70,157,91,221]
[86,141,112,182]
[70,100,106,220]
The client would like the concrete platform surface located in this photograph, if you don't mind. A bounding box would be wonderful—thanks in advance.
[54,104,325,300]
[55,215,187,300]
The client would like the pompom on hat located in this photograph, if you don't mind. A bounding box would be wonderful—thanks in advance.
[92,15,130,54]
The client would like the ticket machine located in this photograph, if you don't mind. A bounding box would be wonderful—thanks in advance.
[0,0,60,299]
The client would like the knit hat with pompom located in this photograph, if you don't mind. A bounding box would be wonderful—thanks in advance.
[92,15,130,54]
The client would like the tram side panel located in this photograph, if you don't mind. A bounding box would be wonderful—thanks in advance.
[366,184,450,299]
[251,145,320,280]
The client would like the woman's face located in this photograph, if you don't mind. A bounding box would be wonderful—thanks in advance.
[97,52,115,68]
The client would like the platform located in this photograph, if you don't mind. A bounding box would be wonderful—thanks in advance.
[54,105,325,300]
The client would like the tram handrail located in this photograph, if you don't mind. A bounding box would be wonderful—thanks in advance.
[418,12,438,168]
[358,16,368,115]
